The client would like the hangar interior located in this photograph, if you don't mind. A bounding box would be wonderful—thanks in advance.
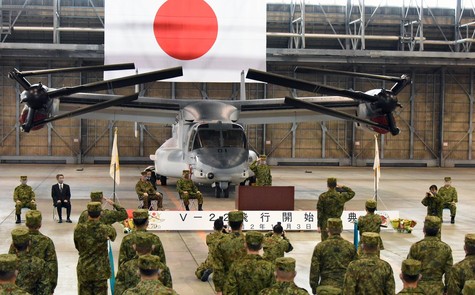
[0,0,474,168]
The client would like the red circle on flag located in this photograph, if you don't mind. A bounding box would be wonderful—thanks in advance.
[154,0,218,60]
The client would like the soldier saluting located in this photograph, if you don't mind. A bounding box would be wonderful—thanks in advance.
[250,155,272,186]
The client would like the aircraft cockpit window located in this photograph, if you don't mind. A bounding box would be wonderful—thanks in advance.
[222,130,245,148]
[192,128,246,149]
[194,130,220,149]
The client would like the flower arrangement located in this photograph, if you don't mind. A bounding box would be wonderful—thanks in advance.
[390,218,417,233]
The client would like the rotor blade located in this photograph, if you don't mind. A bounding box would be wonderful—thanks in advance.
[284,96,391,133]
[31,93,139,127]
[295,67,405,83]
[19,63,136,77]
[247,69,378,103]
[47,66,183,99]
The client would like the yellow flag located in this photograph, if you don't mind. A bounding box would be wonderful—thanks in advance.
[110,127,120,185]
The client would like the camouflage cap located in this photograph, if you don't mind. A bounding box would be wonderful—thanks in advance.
[25,210,42,228]
[444,176,452,182]
[361,232,380,247]
[228,210,244,222]
[87,202,102,213]
[465,234,475,247]
[245,231,264,246]
[275,257,296,272]
[138,254,161,271]
[462,280,475,295]
[0,254,18,273]
[327,218,343,231]
[90,191,103,202]
[134,231,153,249]
[182,169,190,174]
[401,259,421,276]
[259,154,267,160]
[141,171,148,176]
[424,215,441,230]
[327,177,337,187]
[11,227,30,246]
[20,176,27,181]
[365,199,377,209]
[133,209,149,220]
[316,285,342,295]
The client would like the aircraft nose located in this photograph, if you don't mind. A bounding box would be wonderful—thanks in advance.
[197,148,248,169]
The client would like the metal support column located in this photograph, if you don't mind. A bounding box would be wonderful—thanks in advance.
[53,0,60,44]
[139,124,144,157]
[409,69,416,159]
[455,0,462,52]
[469,69,474,160]
[289,0,305,49]
[438,68,445,167]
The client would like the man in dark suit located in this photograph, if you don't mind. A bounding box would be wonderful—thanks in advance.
[51,174,72,223]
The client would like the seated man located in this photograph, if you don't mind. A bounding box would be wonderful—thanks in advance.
[438,176,458,224]
[13,176,37,224]
[135,171,163,210]
[176,170,203,211]
[51,174,72,223]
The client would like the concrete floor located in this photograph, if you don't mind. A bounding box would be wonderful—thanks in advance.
[0,164,473,294]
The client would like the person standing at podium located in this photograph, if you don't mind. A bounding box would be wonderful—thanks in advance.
[250,155,272,186]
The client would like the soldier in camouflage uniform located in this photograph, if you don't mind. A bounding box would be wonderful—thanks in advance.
[259,257,308,295]
[195,216,227,281]
[0,254,31,295]
[422,185,444,219]
[78,191,128,225]
[315,286,341,294]
[343,232,395,294]
[9,210,58,294]
[249,155,272,186]
[212,210,247,294]
[262,222,293,263]
[317,178,355,241]
[224,231,275,294]
[462,280,475,295]
[123,255,178,295]
[13,176,37,224]
[10,227,48,295]
[74,202,117,295]
[118,209,167,266]
[310,218,356,293]
[397,259,425,294]
[407,216,452,294]
[176,170,203,211]
[447,234,475,294]
[136,171,163,210]
[115,231,172,295]
[357,199,384,254]
[438,176,458,223]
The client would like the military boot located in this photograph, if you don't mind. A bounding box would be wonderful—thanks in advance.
[185,204,190,211]
[15,214,21,224]
[198,204,203,211]
[451,216,455,224]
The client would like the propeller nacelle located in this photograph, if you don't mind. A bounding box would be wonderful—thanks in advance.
[20,83,50,109]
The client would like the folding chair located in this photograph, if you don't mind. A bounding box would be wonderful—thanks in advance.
[138,200,158,211]
[179,193,197,210]
[53,206,58,222]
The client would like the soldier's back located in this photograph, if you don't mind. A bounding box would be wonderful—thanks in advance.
[225,254,275,295]
[358,213,384,250]
[397,286,426,294]
[343,255,395,294]
[0,283,31,295]
[259,281,309,295]
[16,254,47,295]
[119,230,166,266]
[123,280,178,295]
[263,234,291,262]
[447,255,475,294]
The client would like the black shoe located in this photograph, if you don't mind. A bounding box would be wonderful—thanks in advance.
[66,219,72,223]
[185,205,190,211]
[201,269,213,282]
[15,214,21,224]
[58,219,63,223]
[451,216,455,224]
[198,204,203,211]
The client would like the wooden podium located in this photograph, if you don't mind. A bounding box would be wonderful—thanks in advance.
[236,186,295,210]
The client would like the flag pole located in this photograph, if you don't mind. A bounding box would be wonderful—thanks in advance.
[113,163,116,203]
[373,134,380,203]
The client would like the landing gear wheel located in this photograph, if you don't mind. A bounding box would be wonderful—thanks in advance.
[223,186,230,198]
[160,175,167,186]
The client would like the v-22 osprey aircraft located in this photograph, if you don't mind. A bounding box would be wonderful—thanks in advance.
[8,63,410,197]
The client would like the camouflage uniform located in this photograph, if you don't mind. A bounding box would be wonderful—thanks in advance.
[13,176,37,216]
[176,170,203,209]
[0,254,31,295]
[74,202,117,295]
[78,203,128,225]
[407,216,452,295]
[195,230,226,279]
[438,177,457,221]
[115,256,172,295]
[122,280,178,295]
[447,234,475,294]
[421,192,444,219]
[262,233,293,262]
[118,229,167,266]
[310,219,357,292]
[249,158,272,186]
[397,259,425,294]
[317,179,355,241]
[9,210,58,294]
[358,200,384,252]
[211,211,247,293]
[343,233,395,295]
[259,257,309,295]
[462,280,475,295]
[135,178,163,209]
[224,231,275,295]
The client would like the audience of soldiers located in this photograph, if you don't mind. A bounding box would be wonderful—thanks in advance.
[4,174,474,295]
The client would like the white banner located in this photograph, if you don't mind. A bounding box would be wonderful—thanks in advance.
[125,210,400,231]
[105,0,266,82]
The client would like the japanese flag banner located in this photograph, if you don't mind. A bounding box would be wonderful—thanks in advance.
[105,0,266,82]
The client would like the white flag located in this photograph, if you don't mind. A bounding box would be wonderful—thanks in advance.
[373,134,380,197]
[104,0,266,82]
[110,127,120,185]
